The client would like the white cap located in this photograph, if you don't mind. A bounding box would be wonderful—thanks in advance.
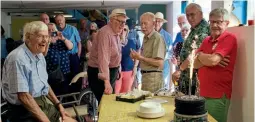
[109,8,129,19]
[155,12,167,23]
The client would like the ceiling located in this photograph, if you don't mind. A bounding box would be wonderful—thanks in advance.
[1,0,171,14]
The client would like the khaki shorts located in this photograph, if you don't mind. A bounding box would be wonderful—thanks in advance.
[141,72,163,93]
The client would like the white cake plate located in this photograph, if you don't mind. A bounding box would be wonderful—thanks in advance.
[136,108,165,119]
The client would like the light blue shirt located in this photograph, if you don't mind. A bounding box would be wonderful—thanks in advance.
[159,29,173,59]
[159,29,173,87]
[58,24,81,54]
[1,44,49,105]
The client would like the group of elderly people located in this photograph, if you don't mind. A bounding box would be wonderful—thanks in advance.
[1,2,237,122]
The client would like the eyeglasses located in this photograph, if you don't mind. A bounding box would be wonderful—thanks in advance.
[114,18,126,25]
[156,20,163,23]
[31,33,50,40]
[208,20,225,25]
[178,22,186,26]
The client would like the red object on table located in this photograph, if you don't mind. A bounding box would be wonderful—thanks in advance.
[248,20,254,26]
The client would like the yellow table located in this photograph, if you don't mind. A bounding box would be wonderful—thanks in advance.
[98,94,217,122]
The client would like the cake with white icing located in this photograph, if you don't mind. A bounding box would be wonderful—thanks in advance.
[136,102,165,118]
[138,102,162,113]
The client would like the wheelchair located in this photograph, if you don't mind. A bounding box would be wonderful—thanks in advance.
[58,72,98,122]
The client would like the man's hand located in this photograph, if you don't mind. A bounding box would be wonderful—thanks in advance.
[218,55,230,67]
[180,57,190,70]
[58,104,71,121]
[171,57,178,65]
[61,117,77,122]
[57,32,66,41]
[130,49,142,60]
[172,70,181,83]
[104,81,113,94]
[132,66,137,77]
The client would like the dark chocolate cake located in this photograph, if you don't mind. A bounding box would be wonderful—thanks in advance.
[175,95,206,115]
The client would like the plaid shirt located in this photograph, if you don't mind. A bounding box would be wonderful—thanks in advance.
[1,44,49,105]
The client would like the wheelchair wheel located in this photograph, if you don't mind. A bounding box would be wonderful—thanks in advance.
[78,88,98,122]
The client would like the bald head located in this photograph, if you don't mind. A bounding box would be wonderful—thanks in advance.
[186,3,203,28]
[40,13,50,24]
[177,14,188,29]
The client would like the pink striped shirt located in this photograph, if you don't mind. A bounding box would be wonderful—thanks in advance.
[88,24,121,81]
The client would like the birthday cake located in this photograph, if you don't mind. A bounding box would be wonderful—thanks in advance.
[174,95,208,122]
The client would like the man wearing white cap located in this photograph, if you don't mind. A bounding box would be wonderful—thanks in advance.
[155,12,174,92]
[88,8,129,103]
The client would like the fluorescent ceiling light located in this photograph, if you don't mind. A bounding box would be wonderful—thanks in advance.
[54,11,64,14]
[53,15,73,18]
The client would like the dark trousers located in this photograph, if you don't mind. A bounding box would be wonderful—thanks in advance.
[69,53,82,93]
[48,73,71,96]
[7,96,60,122]
[87,66,119,103]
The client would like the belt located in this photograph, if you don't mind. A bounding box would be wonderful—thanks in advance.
[141,70,162,74]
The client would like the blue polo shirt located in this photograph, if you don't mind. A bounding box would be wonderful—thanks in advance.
[159,29,173,86]
[121,33,141,71]
[173,32,183,46]
[58,24,81,54]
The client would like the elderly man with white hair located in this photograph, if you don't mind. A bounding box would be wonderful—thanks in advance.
[172,14,188,46]
[194,8,237,122]
[130,12,166,93]
[172,3,210,95]
[87,9,129,103]
[154,12,173,92]
[172,23,191,67]
[1,21,76,122]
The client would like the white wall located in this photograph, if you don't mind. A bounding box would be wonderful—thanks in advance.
[1,12,12,37]
[227,26,254,122]
[166,1,181,41]
[166,1,182,75]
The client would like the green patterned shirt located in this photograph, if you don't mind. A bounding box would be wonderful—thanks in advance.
[179,19,210,95]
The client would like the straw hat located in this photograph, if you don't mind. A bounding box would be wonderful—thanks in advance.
[109,8,129,19]
[155,12,168,23]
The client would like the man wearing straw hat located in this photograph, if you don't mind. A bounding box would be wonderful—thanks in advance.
[155,12,174,93]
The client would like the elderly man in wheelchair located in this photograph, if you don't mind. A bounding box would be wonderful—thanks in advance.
[1,21,77,122]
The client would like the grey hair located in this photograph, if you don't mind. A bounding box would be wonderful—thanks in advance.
[55,14,64,19]
[90,22,98,30]
[23,21,48,42]
[140,12,156,22]
[177,14,186,20]
[209,8,230,21]
[48,23,58,31]
[186,3,203,13]
[181,23,191,31]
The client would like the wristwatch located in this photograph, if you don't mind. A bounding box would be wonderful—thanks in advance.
[54,102,62,109]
